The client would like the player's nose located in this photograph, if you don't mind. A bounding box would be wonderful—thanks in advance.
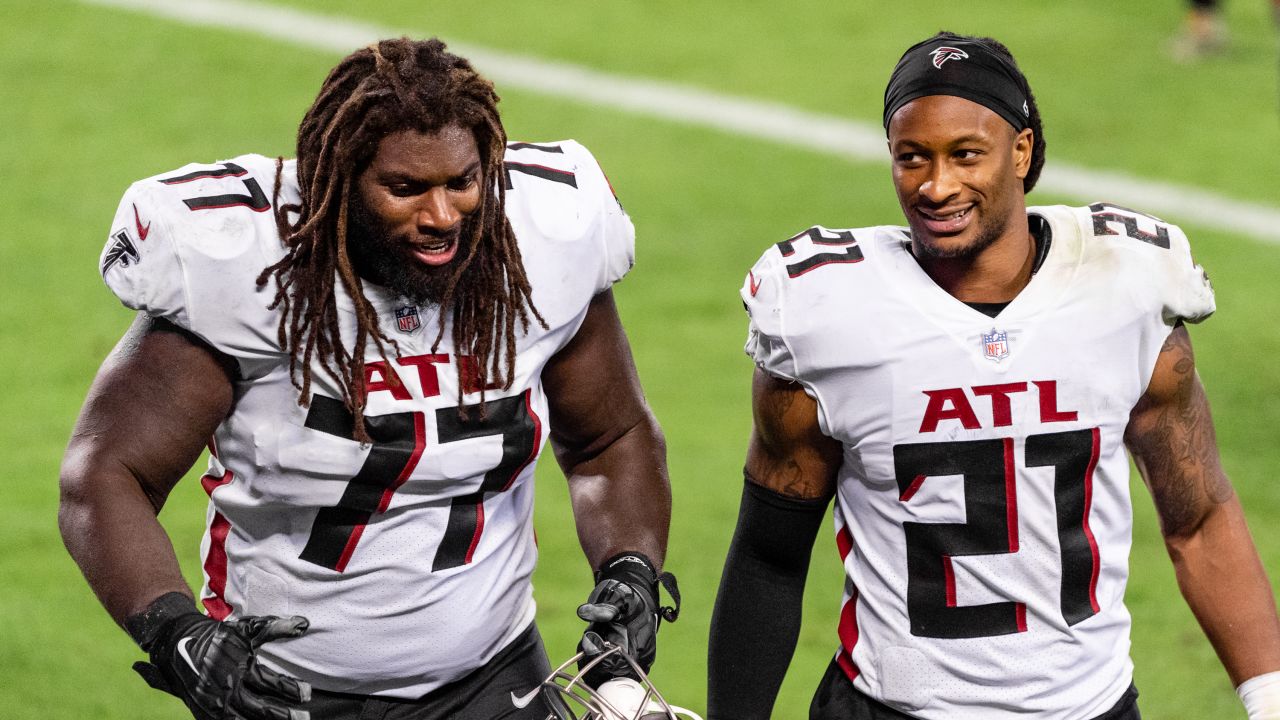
[415,188,461,233]
[918,163,961,204]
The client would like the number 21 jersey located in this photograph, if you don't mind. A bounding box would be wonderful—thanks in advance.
[743,205,1214,719]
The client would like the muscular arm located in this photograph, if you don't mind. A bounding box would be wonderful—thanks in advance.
[742,370,843,501]
[59,313,235,627]
[707,369,843,719]
[1125,325,1280,686]
[542,289,670,571]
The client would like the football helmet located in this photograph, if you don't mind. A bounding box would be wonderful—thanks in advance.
[514,642,702,720]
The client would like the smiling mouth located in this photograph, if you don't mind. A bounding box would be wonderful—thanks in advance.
[916,205,974,234]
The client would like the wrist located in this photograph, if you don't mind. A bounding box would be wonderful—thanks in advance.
[1238,671,1280,720]
[595,551,681,624]
[123,592,200,652]
[595,552,658,589]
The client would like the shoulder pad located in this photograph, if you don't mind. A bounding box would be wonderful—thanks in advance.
[742,225,868,380]
[101,155,289,368]
[1076,202,1215,324]
[504,140,635,295]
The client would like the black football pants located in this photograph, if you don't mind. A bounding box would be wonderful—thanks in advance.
[809,657,1141,720]
[299,623,552,720]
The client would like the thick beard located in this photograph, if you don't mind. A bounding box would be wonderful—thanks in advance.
[913,211,1007,261]
[345,193,473,306]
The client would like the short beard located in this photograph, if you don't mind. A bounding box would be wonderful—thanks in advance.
[345,193,472,306]
[914,212,1007,261]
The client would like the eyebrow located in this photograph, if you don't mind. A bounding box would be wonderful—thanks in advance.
[379,160,483,182]
[893,134,992,150]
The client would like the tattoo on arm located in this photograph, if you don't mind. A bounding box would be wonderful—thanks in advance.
[746,450,811,501]
[746,371,840,501]
[754,377,809,493]
[1126,327,1233,537]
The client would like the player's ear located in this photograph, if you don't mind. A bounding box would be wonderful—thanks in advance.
[1013,128,1033,180]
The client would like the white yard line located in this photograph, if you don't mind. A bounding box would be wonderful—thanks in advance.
[83,0,1280,243]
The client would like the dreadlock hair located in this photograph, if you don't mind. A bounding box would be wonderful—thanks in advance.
[930,31,1047,194]
[257,38,545,441]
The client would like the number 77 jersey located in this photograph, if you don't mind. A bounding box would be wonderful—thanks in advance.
[742,206,1214,720]
[100,142,634,698]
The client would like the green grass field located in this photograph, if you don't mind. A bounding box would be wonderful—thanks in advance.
[3,1,1280,717]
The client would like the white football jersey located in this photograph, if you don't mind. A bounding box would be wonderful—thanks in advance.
[101,141,634,697]
[743,205,1214,719]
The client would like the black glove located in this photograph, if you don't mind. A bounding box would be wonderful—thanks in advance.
[126,593,312,720]
[576,553,680,688]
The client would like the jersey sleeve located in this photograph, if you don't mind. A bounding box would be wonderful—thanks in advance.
[101,180,193,327]
[1076,203,1216,327]
[560,140,635,292]
[742,246,801,381]
[99,156,286,376]
[1159,221,1215,325]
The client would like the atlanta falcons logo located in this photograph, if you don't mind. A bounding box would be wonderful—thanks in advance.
[930,46,969,68]
[102,228,140,273]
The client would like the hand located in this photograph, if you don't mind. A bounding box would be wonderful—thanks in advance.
[577,553,664,688]
[133,611,312,720]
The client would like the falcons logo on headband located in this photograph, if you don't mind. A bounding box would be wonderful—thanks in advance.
[930,46,969,68]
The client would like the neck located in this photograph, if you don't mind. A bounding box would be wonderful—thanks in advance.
[914,215,1036,304]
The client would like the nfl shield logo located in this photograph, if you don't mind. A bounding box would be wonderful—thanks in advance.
[394,305,421,334]
[982,328,1010,362]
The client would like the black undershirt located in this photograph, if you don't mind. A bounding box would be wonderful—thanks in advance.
[965,300,1012,318]
[960,214,1053,318]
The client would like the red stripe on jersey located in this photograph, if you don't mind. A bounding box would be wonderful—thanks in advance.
[837,584,861,680]
[204,595,232,621]
[1003,437,1018,552]
[943,556,957,607]
[835,520,861,682]
[1015,602,1027,632]
[899,474,927,502]
[839,589,860,645]
[1083,427,1102,613]
[204,513,232,620]
[465,503,486,565]
[200,468,234,620]
[837,648,860,682]
[335,523,366,573]
[200,468,232,496]
[836,525,854,562]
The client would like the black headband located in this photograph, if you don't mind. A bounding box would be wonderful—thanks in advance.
[882,37,1030,134]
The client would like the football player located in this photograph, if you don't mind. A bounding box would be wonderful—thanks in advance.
[60,38,676,720]
[708,30,1280,720]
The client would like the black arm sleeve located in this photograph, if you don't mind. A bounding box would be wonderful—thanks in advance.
[707,476,831,720]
